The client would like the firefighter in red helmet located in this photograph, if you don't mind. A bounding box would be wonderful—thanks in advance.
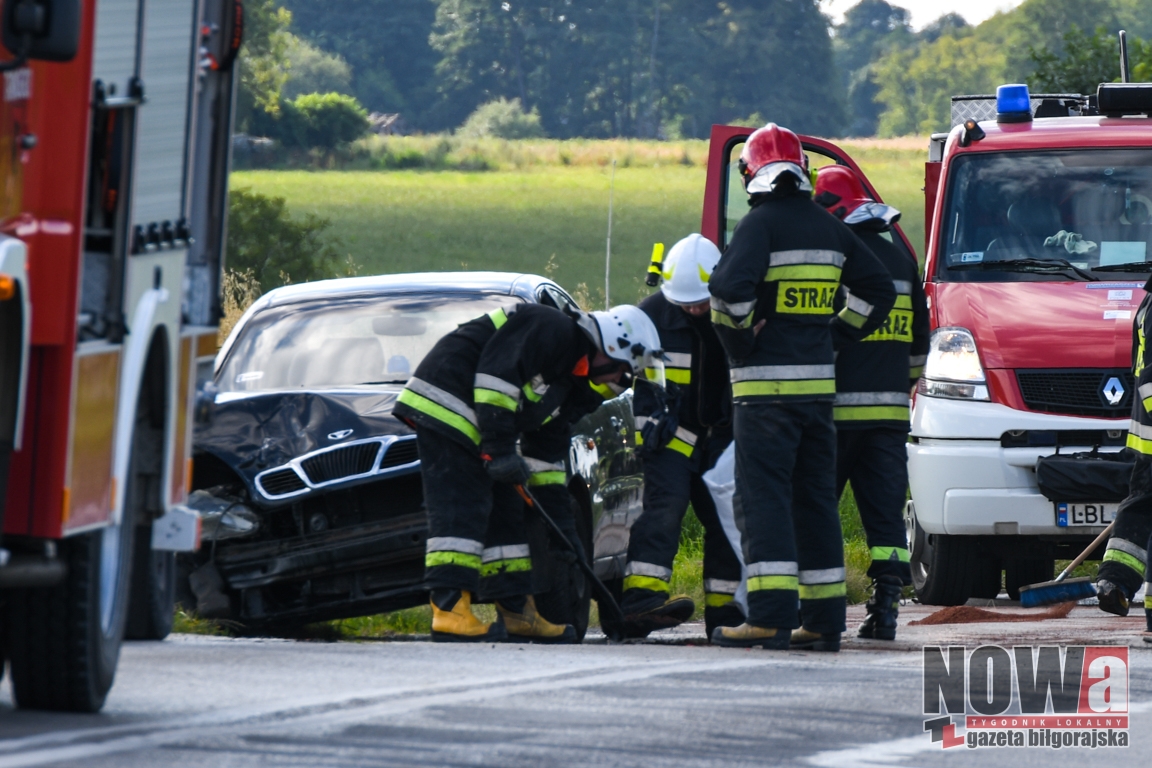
[814,164,929,642]
[709,124,896,651]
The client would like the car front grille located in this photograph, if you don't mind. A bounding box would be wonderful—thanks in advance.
[380,439,419,469]
[259,468,308,496]
[254,436,420,501]
[301,442,381,484]
[1016,369,1134,418]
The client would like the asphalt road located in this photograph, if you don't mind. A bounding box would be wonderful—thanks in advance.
[0,606,1149,767]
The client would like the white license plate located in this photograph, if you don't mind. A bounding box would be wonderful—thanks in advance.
[1056,502,1118,527]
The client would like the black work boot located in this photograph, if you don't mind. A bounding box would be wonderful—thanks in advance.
[620,592,696,639]
[858,577,903,640]
[1096,579,1131,617]
[704,603,745,639]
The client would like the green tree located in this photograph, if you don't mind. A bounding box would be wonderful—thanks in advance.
[282,36,353,100]
[226,188,343,292]
[834,0,916,136]
[237,1,293,132]
[283,93,370,149]
[1029,26,1124,93]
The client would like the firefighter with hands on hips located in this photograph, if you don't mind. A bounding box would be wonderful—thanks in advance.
[813,165,929,642]
[621,233,745,639]
[1097,278,1152,640]
[394,302,664,643]
[707,123,896,651]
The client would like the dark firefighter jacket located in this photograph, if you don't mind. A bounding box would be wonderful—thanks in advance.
[831,227,929,430]
[394,303,604,469]
[633,291,731,458]
[708,190,897,404]
[1126,282,1152,457]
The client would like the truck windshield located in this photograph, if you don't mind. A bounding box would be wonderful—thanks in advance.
[937,149,1152,282]
[217,293,520,394]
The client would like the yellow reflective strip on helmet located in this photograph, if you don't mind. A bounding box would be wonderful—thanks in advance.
[711,309,754,329]
[1103,549,1145,575]
[838,307,869,329]
[623,575,670,593]
[488,307,508,329]
[698,264,711,283]
[833,405,909,422]
[667,437,694,458]
[798,582,847,600]
[764,264,842,282]
[870,546,911,563]
[397,389,481,444]
[474,388,519,411]
[666,367,691,384]
[480,557,532,577]
[527,471,567,487]
[732,379,836,398]
[705,593,734,608]
[1127,432,1152,455]
[425,551,482,570]
[747,575,799,592]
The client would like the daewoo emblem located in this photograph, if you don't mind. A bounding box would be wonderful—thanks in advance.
[327,429,354,441]
[1102,377,1125,406]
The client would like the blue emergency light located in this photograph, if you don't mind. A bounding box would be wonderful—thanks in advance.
[996,84,1033,123]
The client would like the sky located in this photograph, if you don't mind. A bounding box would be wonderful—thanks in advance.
[824,0,1025,31]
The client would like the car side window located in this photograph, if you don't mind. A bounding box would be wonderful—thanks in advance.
[540,284,581,313]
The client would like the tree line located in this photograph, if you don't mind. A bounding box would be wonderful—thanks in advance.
[238,0,1152,141]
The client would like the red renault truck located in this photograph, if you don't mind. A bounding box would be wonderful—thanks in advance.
[0,0,239,711]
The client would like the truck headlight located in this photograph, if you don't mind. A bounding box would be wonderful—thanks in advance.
[918,327,990,401]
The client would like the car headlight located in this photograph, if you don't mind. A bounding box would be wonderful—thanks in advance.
[917,327,989,401]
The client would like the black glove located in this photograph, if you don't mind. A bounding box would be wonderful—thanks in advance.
[485,453,530,484]
[636,382,681,460]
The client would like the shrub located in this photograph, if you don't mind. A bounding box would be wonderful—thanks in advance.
[458,98,545,139]
[226,187,344,293]
[253,92,369,150]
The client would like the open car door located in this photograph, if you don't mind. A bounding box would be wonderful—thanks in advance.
[700,125,917,262]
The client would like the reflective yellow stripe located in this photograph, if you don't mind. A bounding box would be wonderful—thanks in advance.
[666,437,694,458]
[764,265,842,282]
[776,281,837,315]
[425,551,482,570]
[838,307,868,329]
[489,307,509,329]
[666,368,691,385]
[521,383,544,403]
[711,309,754,329]
[870,546,911,563]
[910,366,924,379]
[833,405,909,422]
[474,388,518,411]
[1103,549,1145,575]
[481,557,532,577]
[732,379,835,398]
[634,430,644,445]
[798,582,847,600]
[589,381,615,400]
[705,593,734,608]
[397,389,481,444]
[623,575,670,593]
[1127,432,1152,455]
[747,575,799,592]
[527,471,566,486]
[893,295,913,310]
[1144,397,1152,411]
[863,309,913,342]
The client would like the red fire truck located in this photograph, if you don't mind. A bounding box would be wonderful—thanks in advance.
[0,0,239,711]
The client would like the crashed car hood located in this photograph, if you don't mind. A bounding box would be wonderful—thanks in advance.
[196,387,413,497]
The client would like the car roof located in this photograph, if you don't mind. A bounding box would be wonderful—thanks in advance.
[255,271,552,306]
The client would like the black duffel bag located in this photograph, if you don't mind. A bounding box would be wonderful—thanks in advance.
[1036,450,1135,503]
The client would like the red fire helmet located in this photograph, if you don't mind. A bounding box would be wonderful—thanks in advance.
[739,123,807,193]
[813,165,872,220]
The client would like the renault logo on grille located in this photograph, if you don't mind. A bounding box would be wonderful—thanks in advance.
[1102,377,1126,406]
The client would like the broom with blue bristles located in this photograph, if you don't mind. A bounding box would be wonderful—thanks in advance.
[1019,522,1114,608]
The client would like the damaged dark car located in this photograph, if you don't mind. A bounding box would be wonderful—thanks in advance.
[183,272,642,636]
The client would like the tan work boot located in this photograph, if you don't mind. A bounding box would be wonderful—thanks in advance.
[710,623,790,649]
[621,593,696,639]
[430,589,508,642]
[790,627,841,652]
[496,595,578,644]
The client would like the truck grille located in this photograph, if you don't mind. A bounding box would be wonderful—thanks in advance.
[301,442,381,484]
[1016,369,1134,418]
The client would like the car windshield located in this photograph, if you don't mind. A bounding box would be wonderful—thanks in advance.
[937,149,1152,282]
[217,293,521,394]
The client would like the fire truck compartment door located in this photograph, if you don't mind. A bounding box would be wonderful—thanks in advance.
[92,0,143,99]
[133,0,197,227]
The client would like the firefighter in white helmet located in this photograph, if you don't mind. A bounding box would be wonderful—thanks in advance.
[395,301,662,643]
[620,234,746,639]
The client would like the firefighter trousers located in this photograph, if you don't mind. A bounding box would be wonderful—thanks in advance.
[622,432,743,614]
[836,427,911,584]
[417,427,533,600]
[733,401,846,634]
[1098,454,1152,597]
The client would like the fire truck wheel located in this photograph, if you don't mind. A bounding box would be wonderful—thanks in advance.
[125,532,175,640]
[5,515,135,712]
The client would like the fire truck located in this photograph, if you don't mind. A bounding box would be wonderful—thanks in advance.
[0,0,239,711]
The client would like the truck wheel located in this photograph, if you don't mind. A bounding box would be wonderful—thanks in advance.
[125,532,175,640]
[535,499,593,641]
[1005,558,1054,601]
[970,558,1003,600]
[908,508,985,605]
[6,514,135,712]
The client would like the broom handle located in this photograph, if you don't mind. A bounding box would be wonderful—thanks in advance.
[1055,521,1115,582]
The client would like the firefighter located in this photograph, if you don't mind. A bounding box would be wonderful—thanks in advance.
[394,302,663,643]
[1097,280,1152,623]
[622,234,745,639]
[814,165,928,641]
[708,123,896,651]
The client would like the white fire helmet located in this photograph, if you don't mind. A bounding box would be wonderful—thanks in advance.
[660,233,721,305]
[578,305,665,377]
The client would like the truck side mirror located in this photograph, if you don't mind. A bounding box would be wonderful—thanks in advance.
[1,0,81,66]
